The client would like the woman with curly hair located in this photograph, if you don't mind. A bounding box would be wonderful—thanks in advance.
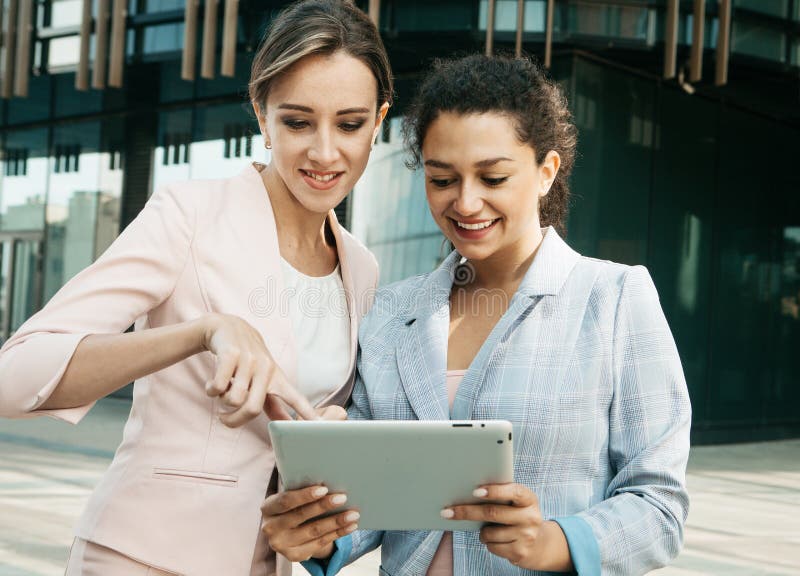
[262,54,690,576]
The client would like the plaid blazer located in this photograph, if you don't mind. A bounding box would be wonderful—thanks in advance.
[330,228,690,576]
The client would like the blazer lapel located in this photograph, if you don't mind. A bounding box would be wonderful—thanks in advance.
[395,252,461,421]
[451,227,581,420]
[228,163,295,382]
[317,210,360,408]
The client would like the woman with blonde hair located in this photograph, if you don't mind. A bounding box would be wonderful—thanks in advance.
[0,1,391,574]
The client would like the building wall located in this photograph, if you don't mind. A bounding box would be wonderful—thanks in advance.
[0,0,797,439]
[358,53,800,444]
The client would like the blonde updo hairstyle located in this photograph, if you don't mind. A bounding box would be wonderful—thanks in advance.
[249,0,393,113]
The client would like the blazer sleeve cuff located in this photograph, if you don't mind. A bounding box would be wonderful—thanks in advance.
[301,534,353,576]
[0,332,93,423]
[553,516,601,576]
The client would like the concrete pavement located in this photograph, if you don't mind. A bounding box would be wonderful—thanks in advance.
[0,397,797,575]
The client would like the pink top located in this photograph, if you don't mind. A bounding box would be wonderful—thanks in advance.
[426,369,466,576]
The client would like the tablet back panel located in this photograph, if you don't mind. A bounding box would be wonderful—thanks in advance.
[269,420,514,531]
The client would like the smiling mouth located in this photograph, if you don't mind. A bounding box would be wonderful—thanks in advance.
[452,218,499,230]
[301,169,342,182]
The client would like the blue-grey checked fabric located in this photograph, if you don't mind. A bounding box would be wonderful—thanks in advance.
[343,228,691,576]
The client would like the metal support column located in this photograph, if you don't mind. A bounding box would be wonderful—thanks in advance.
[715,0,731,86]
[690,0,706,82]
[485,0,495,56]
[515,0,525,57]
[664,0,679,79]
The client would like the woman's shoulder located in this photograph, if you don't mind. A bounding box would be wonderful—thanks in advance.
[572,255,658,304]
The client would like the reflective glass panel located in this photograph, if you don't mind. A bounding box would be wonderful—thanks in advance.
[143,23,185,55]
[395,0,473,31]
[7,76,52,125]
[566,58,651,265]
[352,117,443,285]
[10,239,42,332]
[50,0,82,27]
[145,0,185,12]
[190,103,268,179]
[0,129,48,232]
[48,36,81,69]
[152,104,269,194]
[152,109,193,191]
[734,0,789,18]
[732,21,786,62]
[479,0,546,33]
[564,4,654,42]
[44,121,123,301]
[0,241,10,342]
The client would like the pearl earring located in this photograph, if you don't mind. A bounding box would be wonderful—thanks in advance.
[265,141,272,150]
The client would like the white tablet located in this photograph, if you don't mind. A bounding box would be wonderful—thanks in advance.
[268,420,514,531]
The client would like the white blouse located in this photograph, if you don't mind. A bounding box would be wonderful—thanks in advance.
[280,258,351,406]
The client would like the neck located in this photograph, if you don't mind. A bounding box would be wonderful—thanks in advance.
[467,227,546,292]
[262,163,330,254]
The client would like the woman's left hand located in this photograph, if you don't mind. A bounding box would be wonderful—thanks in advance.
[441,483,573,572]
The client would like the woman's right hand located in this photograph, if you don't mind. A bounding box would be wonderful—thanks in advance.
[199,313,318,426]
[261,486,360,562]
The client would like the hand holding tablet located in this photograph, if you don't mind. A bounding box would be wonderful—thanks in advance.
[267,420,515,531]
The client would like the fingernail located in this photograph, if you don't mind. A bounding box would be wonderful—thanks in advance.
[473,488,488,498]
[331,494,347,505]
[312,486,329,498]
[344,511,360,523]
[440,508,454,519]
[345,524,358,533]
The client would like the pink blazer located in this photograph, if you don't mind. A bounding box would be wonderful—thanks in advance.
[0,163,379,575]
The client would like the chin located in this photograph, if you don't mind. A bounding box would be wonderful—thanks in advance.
[449,242,492,262]
[295,187,350,214]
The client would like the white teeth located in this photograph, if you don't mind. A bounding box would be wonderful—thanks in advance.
[456,220,496,230]
[305,171,337,182]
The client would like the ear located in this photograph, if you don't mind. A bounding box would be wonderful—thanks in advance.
[252,100,270,143]
[371,101,391,146]
[539,150,561,197]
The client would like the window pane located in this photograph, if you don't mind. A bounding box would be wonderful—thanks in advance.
[143,23,184,55]
[479,0,546,33]
[734,0,789,19]
[396,0,473,31]
[50,0,82,27]
[191,103,268,179]
[564,4,654,42]
[732,21,786,62]
[10,239,42,332]
[0,129,48,232]
[145,0,185,12]
[44,121,123,301]
[48,36,81,69]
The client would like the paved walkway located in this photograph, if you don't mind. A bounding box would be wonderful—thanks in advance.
[0,398,797,575]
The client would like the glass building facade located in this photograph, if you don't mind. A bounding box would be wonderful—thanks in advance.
[0,0,797,443]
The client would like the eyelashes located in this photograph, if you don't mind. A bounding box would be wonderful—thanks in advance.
[429,178,455,188]
[427,176,510,188]
[280,118,367,132]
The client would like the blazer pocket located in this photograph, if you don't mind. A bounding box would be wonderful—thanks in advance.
[152,467,238,488]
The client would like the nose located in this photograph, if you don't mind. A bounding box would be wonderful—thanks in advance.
[307,127,341,166]
[452,181,485,216]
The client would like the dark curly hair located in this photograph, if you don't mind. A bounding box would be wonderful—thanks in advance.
[403,54,577,234]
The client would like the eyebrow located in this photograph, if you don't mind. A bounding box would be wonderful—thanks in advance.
[424,157,513,169]
[276,103,371,116]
